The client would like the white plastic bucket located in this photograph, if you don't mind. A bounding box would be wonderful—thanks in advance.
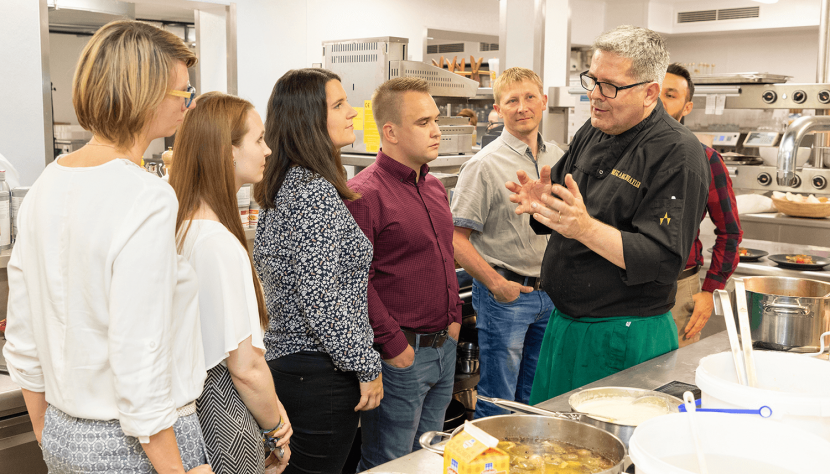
[695,351,830,441]
[629,412,830,473]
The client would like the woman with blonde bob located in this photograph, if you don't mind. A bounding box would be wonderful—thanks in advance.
[3,20,212,474]
[170,91,292,474]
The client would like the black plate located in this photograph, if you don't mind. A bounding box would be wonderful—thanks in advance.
[768,254,830,270]
[707,247,768,262]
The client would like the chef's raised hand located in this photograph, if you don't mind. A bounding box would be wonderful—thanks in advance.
[506,165,553,215]
[531,174,592,240]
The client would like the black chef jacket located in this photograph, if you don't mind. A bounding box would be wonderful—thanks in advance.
[532,100,710,318]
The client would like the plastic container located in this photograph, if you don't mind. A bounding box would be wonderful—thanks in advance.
[629,412,830,474]
[11,187,29,244]
[696,351,830,441]
[0,171,10,250]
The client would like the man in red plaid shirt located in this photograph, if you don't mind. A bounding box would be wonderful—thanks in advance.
[661,63,743,347]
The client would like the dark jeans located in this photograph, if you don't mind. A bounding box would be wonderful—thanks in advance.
[268,351,361,474]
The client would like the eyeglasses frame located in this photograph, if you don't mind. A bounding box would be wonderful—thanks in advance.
[168,85,196,108]
[579,71,651,99]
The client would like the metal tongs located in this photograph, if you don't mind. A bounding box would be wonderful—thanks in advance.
[713,284,758,387]
[477,396,603,422]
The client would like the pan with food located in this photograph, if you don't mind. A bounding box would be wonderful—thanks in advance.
[419,414,626,474]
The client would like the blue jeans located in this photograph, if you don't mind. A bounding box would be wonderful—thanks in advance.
[472,278,553,418]
[357,336,457,471]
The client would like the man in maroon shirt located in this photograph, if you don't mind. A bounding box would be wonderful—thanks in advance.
[661,63,743,346]
[345,77,462,470]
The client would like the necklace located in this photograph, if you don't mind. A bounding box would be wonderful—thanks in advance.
[85,140,139,163]
[85,140,117,150]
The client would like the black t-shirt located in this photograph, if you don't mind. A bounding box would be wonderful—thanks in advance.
[533,100,710,318]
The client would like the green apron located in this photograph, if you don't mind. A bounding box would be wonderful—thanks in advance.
[528,308,679,405]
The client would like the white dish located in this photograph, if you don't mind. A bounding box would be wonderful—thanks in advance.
[758,146,811,167]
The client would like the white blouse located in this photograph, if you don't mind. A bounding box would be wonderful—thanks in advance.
[2,158,206,442]
[178,220,264,370]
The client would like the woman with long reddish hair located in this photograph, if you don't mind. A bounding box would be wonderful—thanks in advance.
[169,91,292,474]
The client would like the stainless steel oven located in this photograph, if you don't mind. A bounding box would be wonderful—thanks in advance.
[0,411,47,474]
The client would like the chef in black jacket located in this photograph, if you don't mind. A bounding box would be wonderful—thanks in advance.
[507,25,710,403]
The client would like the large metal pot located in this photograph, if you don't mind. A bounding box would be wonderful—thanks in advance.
[419,414,626,473]
[733,276,830,352]
[567,387,682,450]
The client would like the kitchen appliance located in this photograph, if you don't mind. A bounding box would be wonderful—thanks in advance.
[456,341,479,374]
[435,116,475,155]
[684,80,830,197]
[419,414,627,473]
[322,36,479,156]
[0,412,48,474]
[443,399,466,432]
[732,276,830,352]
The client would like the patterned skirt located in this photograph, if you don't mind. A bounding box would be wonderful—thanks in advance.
[196,363,266,474]
[41,405,207,473]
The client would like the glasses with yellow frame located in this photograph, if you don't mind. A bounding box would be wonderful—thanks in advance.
[168,85,196,108]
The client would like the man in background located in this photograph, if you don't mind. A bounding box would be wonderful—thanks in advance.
[452,67,563,418]
[346,77,461,470]
[661,63,742,347]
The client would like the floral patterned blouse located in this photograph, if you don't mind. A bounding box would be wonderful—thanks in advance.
[253,166,381,383]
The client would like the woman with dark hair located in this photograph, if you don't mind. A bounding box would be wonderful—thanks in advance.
[253,68,383,473]
[170,91,292,474]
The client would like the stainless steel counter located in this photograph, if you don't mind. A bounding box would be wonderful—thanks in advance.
[361,333,732,473]
[739,212,830,246]
[341,153,474,175]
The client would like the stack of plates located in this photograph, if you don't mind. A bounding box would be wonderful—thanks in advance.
[721,152,764,166]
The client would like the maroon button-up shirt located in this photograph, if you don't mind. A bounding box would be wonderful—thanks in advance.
[346,151,462,359]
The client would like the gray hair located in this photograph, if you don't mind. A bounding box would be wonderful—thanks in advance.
[592,25,669,86]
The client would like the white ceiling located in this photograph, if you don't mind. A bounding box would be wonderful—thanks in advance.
[134,3,195,23]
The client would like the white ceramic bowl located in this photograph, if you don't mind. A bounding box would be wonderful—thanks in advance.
[758,146,811,167]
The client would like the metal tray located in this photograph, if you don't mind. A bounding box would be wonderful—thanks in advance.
[690,72,792,85]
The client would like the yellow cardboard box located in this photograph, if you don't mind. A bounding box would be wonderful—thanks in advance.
[442,429,509,474]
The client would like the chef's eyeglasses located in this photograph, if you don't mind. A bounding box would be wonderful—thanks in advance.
[580,71,650,99]
[168,84,196,108]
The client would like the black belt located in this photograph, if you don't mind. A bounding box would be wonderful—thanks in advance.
[494,267,542,291]
[678,265,701,280]
[402,328,449,349]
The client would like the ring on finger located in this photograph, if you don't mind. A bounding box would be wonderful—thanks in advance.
[557,211,562,224]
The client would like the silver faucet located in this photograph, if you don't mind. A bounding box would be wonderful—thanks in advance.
[777,115,830,185]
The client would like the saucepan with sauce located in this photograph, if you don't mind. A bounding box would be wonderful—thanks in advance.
[567,387,682,450]
[479,388,680,451]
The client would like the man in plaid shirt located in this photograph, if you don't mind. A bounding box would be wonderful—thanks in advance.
[661,63,743,347]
